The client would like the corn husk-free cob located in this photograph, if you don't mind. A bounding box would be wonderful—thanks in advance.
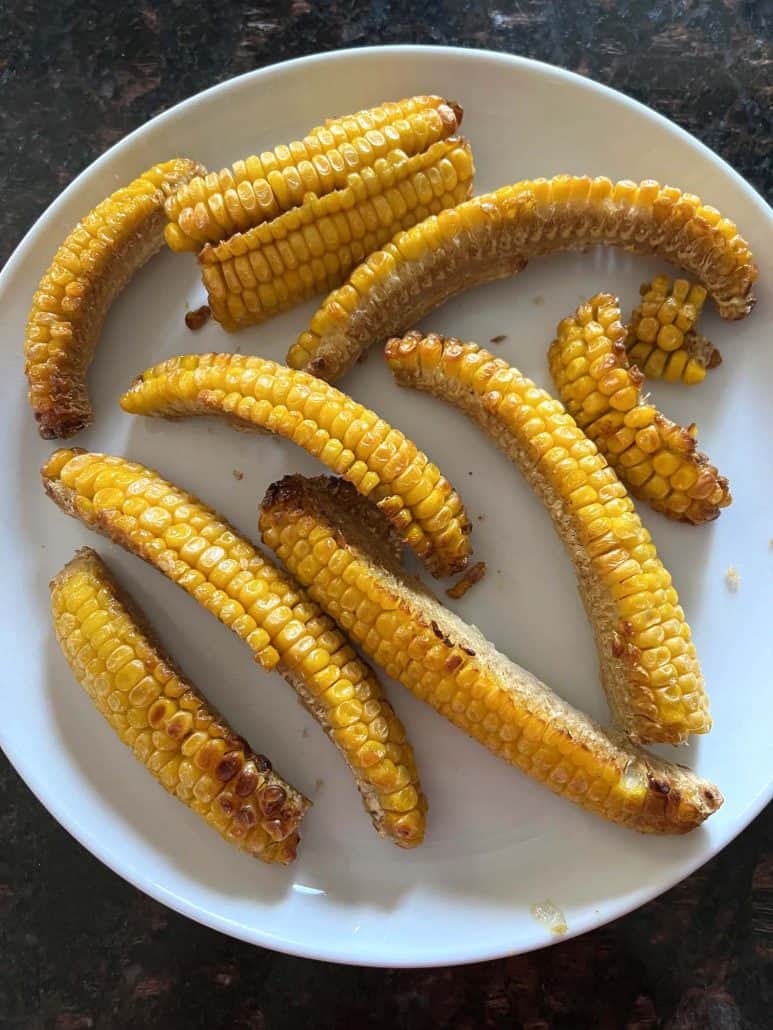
[24,159,205,439]
[51,547,307,863]
[626,276,722,385]
[165,95,463,252]
[385,332,710,746]
[259,474,722,834]
[199,137,474,330]
[549,294,730,524]
[42,450,427,848]
[120,353,472,579]
[289,176,757,381]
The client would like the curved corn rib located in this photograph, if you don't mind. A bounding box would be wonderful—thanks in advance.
[289,176,757,381]
[199,138,474,330]
[42,451,427,848]
[165,95,463,251]
[627,275,721,385]
[120,353,472,579]
[24,159,205,439]
[51,547,307,863]
[385,332,710,746]
[549,294,731,524]
[259,475,722,834]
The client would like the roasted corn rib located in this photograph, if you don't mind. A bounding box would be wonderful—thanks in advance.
[165,95,463,252]
[51,547,307,863]
[24,159,204,439]
[199,138,474,330]
[549,294,730,524]
[627,275,721,385]
[289,176,757,381]
[385,332,710,746]
[120,353,472,578]
[42,451,427,848]
[259,475,722,834]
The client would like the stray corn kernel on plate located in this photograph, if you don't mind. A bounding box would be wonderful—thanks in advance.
[1,47,772,967]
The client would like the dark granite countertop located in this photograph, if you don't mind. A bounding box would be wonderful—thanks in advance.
[1,2,771,1027]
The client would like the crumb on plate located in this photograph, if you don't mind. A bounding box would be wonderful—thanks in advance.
[184,305,211,331]
[446,561,487,600]
[725,567,740,592]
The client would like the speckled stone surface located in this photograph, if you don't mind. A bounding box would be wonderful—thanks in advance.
[1,2,771,1026]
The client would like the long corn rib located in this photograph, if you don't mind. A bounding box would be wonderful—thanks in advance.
[165,95,463,252]
[120,353,472,579]
[24,159,205,439]
[42,451,427,848]
[199,138,474,330]
[259,474,722,834]
[385,332,710,746]
[51,547,307,863]
[549,294,730,524]
[289,176,757,381]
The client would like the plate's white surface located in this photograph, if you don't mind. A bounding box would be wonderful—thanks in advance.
[1,46,771,967]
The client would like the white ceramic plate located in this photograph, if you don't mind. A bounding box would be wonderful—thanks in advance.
[1,46,771,967]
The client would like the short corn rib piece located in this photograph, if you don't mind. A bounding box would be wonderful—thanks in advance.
[24,159,205,439]
[42,450,427,848]
[549,294,730,524]
[199,138,474,330]
[120,353,472,578]
[385,332,710,746]
[259,475,722,834]
[289,176,757,381]
[627,275,721,385]
[51,547,307,863]
[165,95,463,251]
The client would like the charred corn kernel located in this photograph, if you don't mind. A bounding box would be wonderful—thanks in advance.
[42,451,426,847]
[549,294,731,524]
[120,353,471,578]
[164,95,463,251]
[24,159,205,439]
[626,276,722,384]
[289,176,757,381]
[259,474,722,834]
[385,331,710,746]
[50,547,307,863]
[199,138,474,330]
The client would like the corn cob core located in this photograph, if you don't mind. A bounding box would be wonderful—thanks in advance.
[259,475,722,834]
[42,451,427,847]
[289,176,757,382]
[549,294,731,525]
[199,138,474,330]
[385,332,710,746]
[120,352,472,579]
[165,95,463,251]
[50,547,306,863]
[24,158,204,439]
[627,275,721,385]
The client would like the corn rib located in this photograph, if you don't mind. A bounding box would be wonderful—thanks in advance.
[289,176,757,381]
[385,332,709,745]
[42,451,427,848]
[120,353,472,579]
[24,159,205,439]
[549,294,730,524]
[165,95,463,252]
[259,474,722,834]
[51,547,307,863]
[198,138,474,330]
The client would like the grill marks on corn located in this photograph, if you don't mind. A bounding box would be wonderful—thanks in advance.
[24,159,203,439]
[549,294,731,524]
[50,547,306,863]
[289,175,758,381]
[198,138,474,330]
[41,451,427,847]
[384,331,710,746]
[119,353,472,579]
[165,95,463,252]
